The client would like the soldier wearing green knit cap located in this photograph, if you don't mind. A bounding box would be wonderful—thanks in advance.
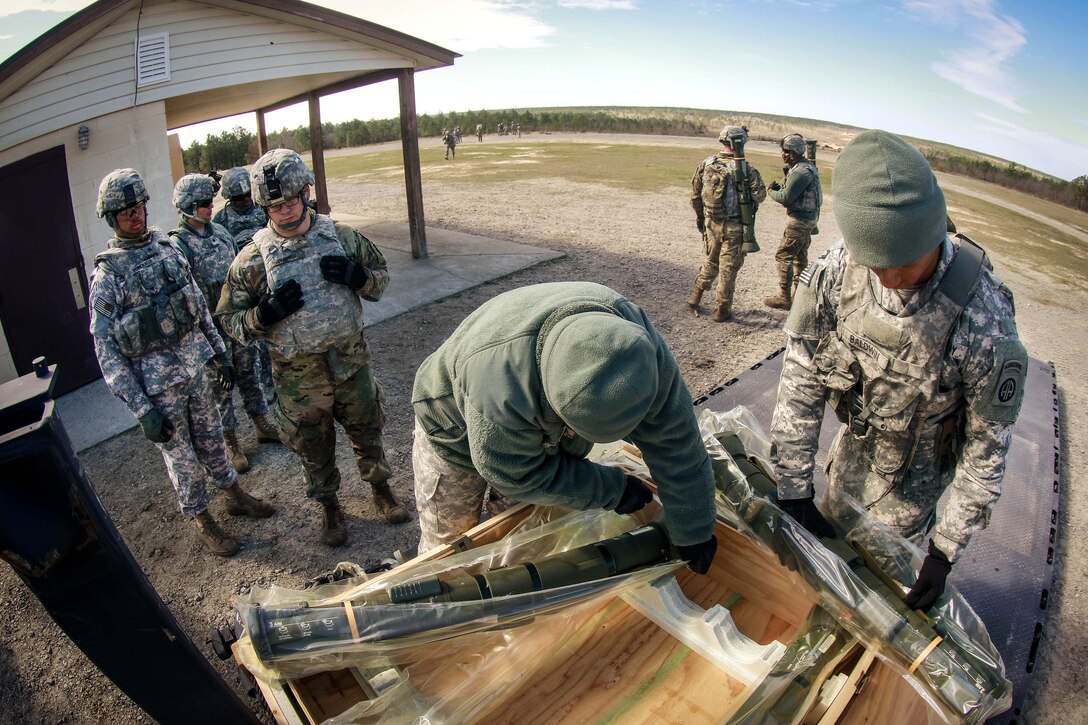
[768,129,1028,611]
[411,281,718,573]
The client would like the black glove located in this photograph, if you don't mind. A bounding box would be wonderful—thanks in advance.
[696,216,705,234]
[320,255,369,291]
[256,279,304,326]
[677,535,718,575]
[903,540,952,611]
[769,181,782,191]
[214,353,234,391]
[138,409,174,443]
[613,475,653,515]
[779,496,836,539]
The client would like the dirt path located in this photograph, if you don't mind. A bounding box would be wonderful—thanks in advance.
[1,134,1084,724]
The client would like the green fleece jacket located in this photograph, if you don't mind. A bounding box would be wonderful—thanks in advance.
[412,281,715,547]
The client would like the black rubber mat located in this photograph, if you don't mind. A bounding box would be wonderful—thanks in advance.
[693,348,1060,724]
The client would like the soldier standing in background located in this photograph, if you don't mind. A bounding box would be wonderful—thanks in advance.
[169,174,281,473]
[212,167,276,402]
[768,130,1028,610]
[88,169,274,557]
[476,123,483,142]
[217,150,409,547]
[687,126,767,321]
[443,128,457,160]
[212,167,268,248]
[765,133,822,310]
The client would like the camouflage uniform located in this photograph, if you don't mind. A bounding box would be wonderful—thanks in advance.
[691,151,767,313]
[769,236,1028,562]
[443,130,457,159]
[217,210,392,501]
[769,155,822,303]
[212,204,268,248]
[89,228,236,515]
[170,220,269,433]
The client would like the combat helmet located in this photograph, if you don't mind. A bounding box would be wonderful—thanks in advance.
[220,167,252,200]
[718,125,747,145]
[780,133,806,156]
[172,173,216,219]
[251,149,314,208]
[97,168,149,226]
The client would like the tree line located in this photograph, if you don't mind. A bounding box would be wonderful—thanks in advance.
[181,108,1087,213]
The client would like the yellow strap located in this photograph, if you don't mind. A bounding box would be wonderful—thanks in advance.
[343,600,360,643]
[909,636,943,673]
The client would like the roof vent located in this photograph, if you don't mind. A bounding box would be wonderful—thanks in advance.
[136,32,170,87]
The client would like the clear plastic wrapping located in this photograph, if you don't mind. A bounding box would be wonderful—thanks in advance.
[231,405,1011,724]
[700,406,1012,723]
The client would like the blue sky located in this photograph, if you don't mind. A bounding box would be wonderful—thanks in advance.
[2,0,1086,180]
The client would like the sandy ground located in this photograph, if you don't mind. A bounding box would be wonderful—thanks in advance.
[0,133,1084,723]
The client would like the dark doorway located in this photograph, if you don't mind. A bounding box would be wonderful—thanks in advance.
[0,146,101,395]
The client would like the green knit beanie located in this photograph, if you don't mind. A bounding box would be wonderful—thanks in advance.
[832,130,947,268]
[540,312,658,443]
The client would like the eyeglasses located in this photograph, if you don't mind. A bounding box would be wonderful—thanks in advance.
[196,198,213,208]
[267,195,302,214]
[116,202,146,222]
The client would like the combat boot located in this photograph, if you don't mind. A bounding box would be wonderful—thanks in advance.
[763,291,792,310]
[224,484,275,518]
[320,495,348,547]
[193,510,239,557]
[224,430,250,473]
[251,413,282,444]
[687,288,704,309]
[371,481,410,524]
[713,304,732,322]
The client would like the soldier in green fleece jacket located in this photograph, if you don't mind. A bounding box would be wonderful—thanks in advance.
[411,282,719,573]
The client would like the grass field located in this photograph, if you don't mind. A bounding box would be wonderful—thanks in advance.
[325,137,1084,296]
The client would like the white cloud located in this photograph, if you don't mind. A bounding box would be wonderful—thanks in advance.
[556,0,637,9]
[904,0,1026,112]
[316,0,556,51]
[0,1,89,17]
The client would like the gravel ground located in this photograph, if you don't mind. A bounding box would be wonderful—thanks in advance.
[0,133,1084,724]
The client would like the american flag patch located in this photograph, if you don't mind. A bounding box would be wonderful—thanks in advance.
[93,297,115,318]
[798,263,817,287]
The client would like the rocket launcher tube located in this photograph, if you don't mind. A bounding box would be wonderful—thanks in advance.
[729,132,760,253]
[245,525,672,663]
[710,429,1011,723]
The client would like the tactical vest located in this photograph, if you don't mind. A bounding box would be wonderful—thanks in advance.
[94,239,200,358]
[700,155,741,221]
[813,239,985,496]
[786,160,821,217]
[170,225,236,306]
[217,206,266,247]
[256,215,365,357]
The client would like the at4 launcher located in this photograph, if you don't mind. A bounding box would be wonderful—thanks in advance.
[729,130,760,253]
[712,431,1011,724]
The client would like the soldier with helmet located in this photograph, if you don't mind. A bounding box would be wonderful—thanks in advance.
[87,169,274,557]
[212,167,268,248]
[216,149,409,547]
[169,174,281,473]
[687,125,767,321]
[765,133,823,310]
[768,130,1028,611]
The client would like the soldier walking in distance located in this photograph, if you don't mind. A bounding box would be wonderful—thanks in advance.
[765,133,822,310]
[476,123,483,142]
[169,174,281,473]
[443,128,457,160]
[688,126,767,321]
[768,130,1028,611]
[88,169,274,557]
[217,150,409,546]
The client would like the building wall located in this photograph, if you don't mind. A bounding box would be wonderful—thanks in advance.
[0,0,411,152]
[0,102,173,384]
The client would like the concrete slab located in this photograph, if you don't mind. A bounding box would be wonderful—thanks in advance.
[57,221,563,452]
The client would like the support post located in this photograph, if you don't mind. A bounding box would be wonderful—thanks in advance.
[398,69,427,259]
[256,110,268,156]
[308,92,331,214]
